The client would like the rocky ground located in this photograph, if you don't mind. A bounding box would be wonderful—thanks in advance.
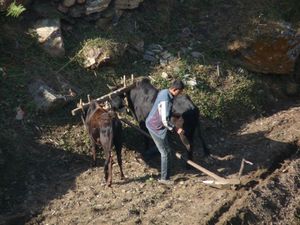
[1,100,299,225]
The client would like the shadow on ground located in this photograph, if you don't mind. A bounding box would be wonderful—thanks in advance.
[0,122,91,225]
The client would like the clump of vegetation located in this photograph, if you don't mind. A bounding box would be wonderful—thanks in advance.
[6,1,26,17]
[76,38,127,69]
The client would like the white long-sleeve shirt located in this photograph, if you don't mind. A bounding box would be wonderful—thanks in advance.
[146,89,175,138]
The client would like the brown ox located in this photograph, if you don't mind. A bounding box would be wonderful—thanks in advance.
[84,100,124,187]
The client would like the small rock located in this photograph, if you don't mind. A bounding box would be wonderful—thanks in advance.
[217,168,225,172]
[15,106,25,120]
[161,51,172,59]
[115,0,143,9]
[143,54,157,62]
[184,77,197,87]
[86,0,111,15]
[191,51,203,58]
[144,50,155,56]
[92,204,105,212]
[161,72,169,79]
[180,47,188,54]
[96,17,111,29]
[160,58,168,66]
[181,27,192,38]
[129,39,144,53]
[168,56,176,62]
[148,43,163,52]
[63,0,76,7]
[173,66,180,73]
[57,3,69,13]
[148,177,154,182]
[69,5,85,18]
[135,218,142,224]
[128,208,140,216]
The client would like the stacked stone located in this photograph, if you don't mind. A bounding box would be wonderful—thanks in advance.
[57,0,143,18]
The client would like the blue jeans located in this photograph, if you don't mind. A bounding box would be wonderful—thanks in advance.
[148,130,172,180]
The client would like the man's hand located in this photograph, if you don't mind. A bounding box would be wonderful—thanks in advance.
[176,127,184,135]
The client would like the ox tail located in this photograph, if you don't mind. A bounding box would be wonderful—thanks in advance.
[196,122,210,156]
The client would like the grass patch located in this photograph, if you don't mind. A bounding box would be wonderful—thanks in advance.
[151,60,269,123]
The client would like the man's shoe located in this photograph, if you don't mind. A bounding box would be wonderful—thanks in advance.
[158,179,174,185]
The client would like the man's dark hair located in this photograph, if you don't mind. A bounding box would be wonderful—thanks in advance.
[170,79,185,90]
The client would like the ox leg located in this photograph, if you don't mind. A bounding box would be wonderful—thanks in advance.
[91,143,97,167]
[114,140,125,180]
[186,139,193,161]
[107,152,113,187]
[116,149,125,180]
[139,121,150,150]
[104,152,109,182]
[104,151,113,187]
[101,126,113,187]
[113,119,125,179]
[197,125,210,156]
[187,143,196,169]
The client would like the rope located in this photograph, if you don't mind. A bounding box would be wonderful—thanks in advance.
[54,49,83,74]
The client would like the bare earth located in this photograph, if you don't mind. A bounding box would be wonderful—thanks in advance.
[0,104,299,225]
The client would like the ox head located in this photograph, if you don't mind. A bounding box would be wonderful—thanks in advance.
[110,94,126,112]
[107,84,126,113]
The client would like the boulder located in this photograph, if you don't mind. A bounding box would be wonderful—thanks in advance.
[28,80,73,112]
[33,18,65,57]
[228,22,300,75]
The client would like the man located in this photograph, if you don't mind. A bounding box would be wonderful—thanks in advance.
[145,79,185,184]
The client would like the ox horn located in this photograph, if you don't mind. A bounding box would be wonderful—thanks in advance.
[107,84,117,90]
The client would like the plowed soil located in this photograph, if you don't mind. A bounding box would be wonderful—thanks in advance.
[1,103,299,225]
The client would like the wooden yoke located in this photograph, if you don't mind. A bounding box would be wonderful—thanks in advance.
[71,77,136,116]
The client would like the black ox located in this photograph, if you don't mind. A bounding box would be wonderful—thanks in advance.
[113,78,210,161]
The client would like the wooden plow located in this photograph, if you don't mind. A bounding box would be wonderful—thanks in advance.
[71,75,252,189]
